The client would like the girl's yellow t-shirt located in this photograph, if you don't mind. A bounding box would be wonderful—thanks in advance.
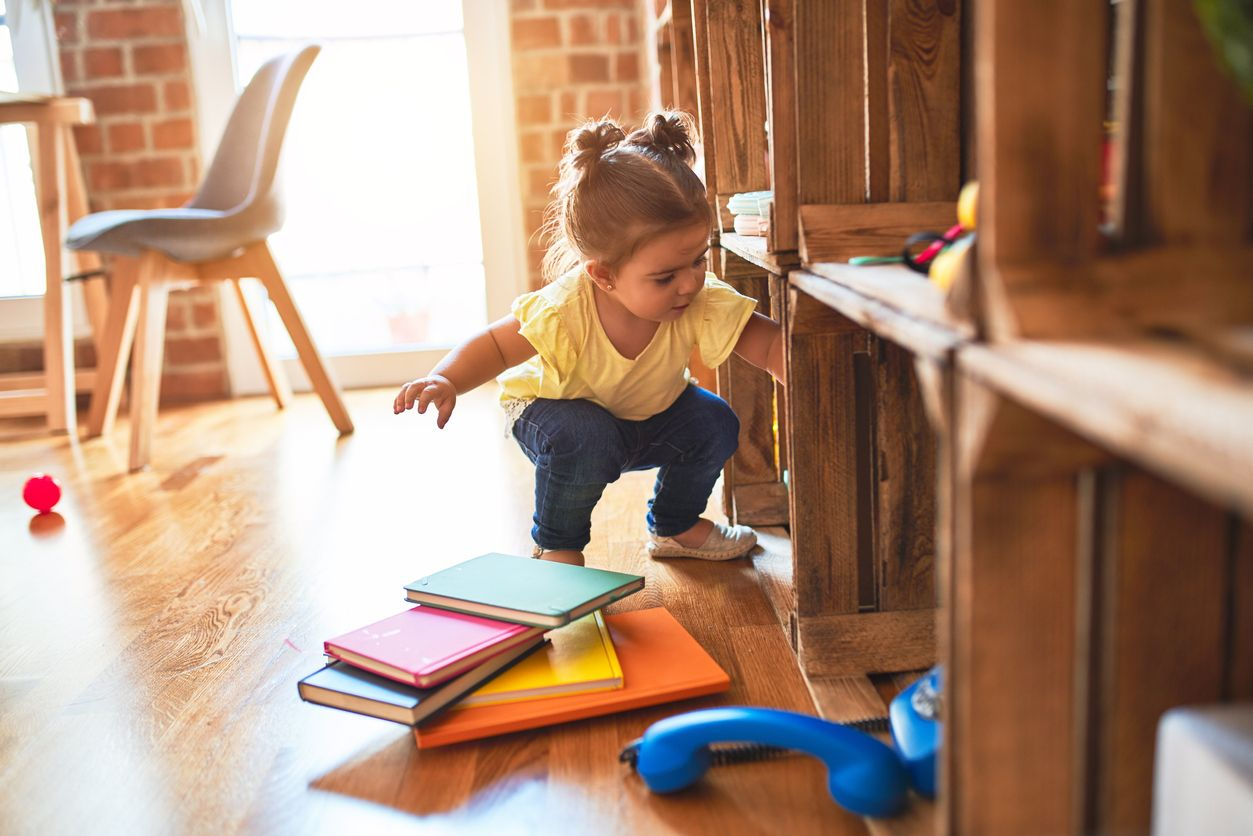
[497,269,757,422]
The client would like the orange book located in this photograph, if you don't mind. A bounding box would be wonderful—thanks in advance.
[413,606,730,748]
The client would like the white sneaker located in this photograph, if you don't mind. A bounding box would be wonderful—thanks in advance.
[647,522,758,561]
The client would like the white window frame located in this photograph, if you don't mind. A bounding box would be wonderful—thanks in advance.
[0,0,95,344]
[187,0,528,394]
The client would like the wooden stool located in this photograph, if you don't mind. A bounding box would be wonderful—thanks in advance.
[0,93,106,433]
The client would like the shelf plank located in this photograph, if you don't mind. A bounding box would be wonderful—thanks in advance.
[791,267,971,360]
[719,233,799,275]
[960,340,1253,519]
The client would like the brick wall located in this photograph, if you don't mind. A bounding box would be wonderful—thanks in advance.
[510,0,648,288]
[55,0,228,402]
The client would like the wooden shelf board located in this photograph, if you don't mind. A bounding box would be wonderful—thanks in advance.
[748,525,937,833]
[960,339,1253,519]
[791,266,972,360]
[720,233,800,275]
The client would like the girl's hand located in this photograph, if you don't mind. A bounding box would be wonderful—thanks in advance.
[393,374,457,428]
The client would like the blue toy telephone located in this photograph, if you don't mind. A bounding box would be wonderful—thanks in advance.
[620,666,942,818]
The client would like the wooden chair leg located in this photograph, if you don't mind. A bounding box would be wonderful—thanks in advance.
[85,255,148,438]
[250,242,353,434]
[230,278,291,409]
[128,270,169,472]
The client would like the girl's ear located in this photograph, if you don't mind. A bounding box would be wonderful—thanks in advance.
[584,259,615,291]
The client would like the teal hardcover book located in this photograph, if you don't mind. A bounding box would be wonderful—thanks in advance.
[404,553,645,628]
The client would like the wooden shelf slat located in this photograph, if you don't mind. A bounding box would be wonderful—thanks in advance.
[719,233,799,275]
[791,266,971,360]
[960,339,1253,519]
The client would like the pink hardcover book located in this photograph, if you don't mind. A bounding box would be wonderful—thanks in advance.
[324,606,545,688]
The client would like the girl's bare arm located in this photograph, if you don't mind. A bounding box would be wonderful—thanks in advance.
[732,312,786,384]
[393,315,538,426]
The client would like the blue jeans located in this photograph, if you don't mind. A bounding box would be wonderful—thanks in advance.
[511,385,741,551]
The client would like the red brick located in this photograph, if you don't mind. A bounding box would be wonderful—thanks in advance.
[528,167,555,197]
[90,84,158,116]
[550,128,568,158]
[152,118,195,150]
[60,52,81,85]
[90,157,186,191]
[585,88,622,118]
[514,53,568,88]
[84,47,125,78]
[87,7,183,40]
[569,54,610,83]
[512,16,561,50]
[73,124,103,156]
[544,0,633,9]
[567,14,597,45]
[160,368,228,403]
[511,0,538,10]
[165,335,221,365]
[606,13,623,45]
[163,81,191,111]
[629,88,646,119]
[108,195,179,211]
[627,13,639,41]
[560,91,578,119]
[133,44,187,75]
[55,12,80,45]
[192,301,219,329]
[516,93,551,125]
[135,157,187,189]
[615,51,639,82]
[166,301,188,330]
[520,130,546,164]
[107,122,147,153]
[88,161,128,192]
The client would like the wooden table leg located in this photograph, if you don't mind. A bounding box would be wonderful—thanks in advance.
[38,122,74,434]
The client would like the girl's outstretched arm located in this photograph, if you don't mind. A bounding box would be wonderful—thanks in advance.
[393,315,538,427]
[732,312,786,384]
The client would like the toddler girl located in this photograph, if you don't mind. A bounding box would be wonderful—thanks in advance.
[394,112,785,566]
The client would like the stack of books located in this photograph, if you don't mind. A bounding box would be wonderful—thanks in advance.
[297,553,731,747]
[727,190,772,237]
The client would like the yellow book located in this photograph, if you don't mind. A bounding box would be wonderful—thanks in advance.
[453,611,623,708]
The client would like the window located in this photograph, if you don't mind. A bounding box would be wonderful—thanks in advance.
[0,0,82,343]
[194,0,526,391]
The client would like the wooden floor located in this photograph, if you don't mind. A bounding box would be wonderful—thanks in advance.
[1,388,913,835]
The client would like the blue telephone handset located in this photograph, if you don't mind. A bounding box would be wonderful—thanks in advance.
[621,666,942,818]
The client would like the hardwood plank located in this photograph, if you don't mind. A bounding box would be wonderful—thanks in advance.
[950,378,1088,835]
[798,610,936,677]
[960,340,1253,518]
[0,388,864,834]
[791,269,969,361]
[974,0,1107,338]
[704,0,770,234]
[669,0,700,115]
[1232,521,1253,700]
[885,0,962,202]
[1091,468,1230,834]
[732,482,789,527]
[720,233,801,275]
[1140,0,1251,246]
[798,202,957,264]
[794,0,865,204]
[786,288,865,618]
[763,0,798,252]
[690,0,722,227]
[874,341,937,611]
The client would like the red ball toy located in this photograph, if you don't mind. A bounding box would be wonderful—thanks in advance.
[22,474,62,514]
